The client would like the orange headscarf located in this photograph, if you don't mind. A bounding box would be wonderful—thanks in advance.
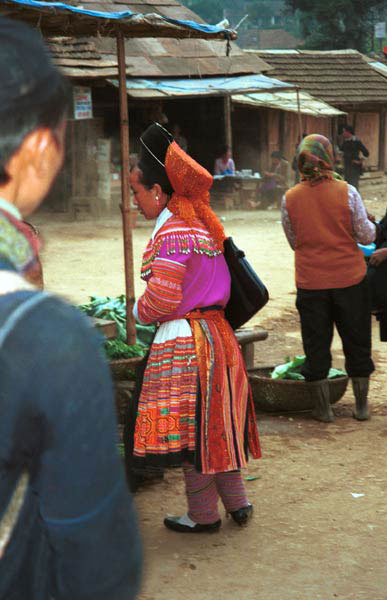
[165,141,226,252]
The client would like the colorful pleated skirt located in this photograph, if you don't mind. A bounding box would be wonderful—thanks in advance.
[132,315,260,475]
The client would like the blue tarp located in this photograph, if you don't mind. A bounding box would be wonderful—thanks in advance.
[108,74,295,97]
[3,0,231,35]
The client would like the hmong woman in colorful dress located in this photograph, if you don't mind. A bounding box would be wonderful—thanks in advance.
[129,123,261,533]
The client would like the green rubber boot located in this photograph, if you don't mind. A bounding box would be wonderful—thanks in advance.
[310,379,334,423]
[351,377,370,421]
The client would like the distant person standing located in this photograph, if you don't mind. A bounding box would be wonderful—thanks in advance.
[214,145,235,175]
[172,124,188,152]
[260,151,291,209]
[340,125,369,190]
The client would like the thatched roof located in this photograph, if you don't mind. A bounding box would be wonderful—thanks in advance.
[1,0,236,39]
[250,49,387,106]
[43,1,270,79]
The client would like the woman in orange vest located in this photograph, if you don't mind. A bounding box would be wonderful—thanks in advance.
[281,134,376,422]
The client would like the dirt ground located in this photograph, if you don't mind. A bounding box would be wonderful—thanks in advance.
[34,200,387,600]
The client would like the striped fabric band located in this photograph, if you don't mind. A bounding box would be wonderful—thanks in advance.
[137,257,186,324]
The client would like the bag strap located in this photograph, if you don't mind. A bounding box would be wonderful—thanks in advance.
[0,276,51,559]
[0,291,50,349]
[0,473,29,559]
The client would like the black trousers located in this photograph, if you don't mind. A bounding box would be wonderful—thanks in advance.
[296,278,374,381]
[344,166,361,190]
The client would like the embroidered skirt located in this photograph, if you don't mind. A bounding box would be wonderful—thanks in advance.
[132,317,261,474]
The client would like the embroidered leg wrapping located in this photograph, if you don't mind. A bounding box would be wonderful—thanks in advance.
[183,464,220,524]
[215,470,249,513]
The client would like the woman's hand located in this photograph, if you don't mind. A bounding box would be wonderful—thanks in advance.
[369,247,387,266]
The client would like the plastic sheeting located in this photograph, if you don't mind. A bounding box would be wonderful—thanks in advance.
[108,73,295,98]
[2,0,236,38]
[232,89,346,117]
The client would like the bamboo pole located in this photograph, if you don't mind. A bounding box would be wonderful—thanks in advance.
[296,88,302,141]
[116,31,136,345]
[224,95,233,150]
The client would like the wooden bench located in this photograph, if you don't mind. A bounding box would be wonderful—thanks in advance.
[92,317,118,340]
[235,327,269,369]
[94,317,269,378]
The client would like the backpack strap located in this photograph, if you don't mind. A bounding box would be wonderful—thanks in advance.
[0,275,51,559]
[0,473,29,559]
[0,290,50,349]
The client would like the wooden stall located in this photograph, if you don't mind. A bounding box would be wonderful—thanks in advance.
[231,91,344,183]
[252,49,387,177]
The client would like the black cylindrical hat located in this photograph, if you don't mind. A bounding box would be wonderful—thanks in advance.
[139,123,174,194]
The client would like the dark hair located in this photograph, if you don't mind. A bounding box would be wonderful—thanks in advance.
[343,124,355,135]
[0,19,72,184]
[220,145,231,157]
[137,161,174,196]
[0,77,71,184]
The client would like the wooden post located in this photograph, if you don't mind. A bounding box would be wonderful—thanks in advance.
[116,31,136,345]
[70,120,77,219]
[224,95,232,150]
[296,88,302,141]
[279,111,285,156]
[378,108,386,172]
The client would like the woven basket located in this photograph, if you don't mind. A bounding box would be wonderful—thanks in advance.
[109,356,143,381]
[249,367,348,413]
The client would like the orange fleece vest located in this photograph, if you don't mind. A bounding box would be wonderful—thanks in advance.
[285,179,366,289]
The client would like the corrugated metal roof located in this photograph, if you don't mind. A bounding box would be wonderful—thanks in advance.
[250,49,387,106]
[108,73,294,98]
[232,89,346,117]
[36,0,272,79]
[50,38,271,78]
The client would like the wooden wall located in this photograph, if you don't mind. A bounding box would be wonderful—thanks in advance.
[281,112,333,162]
[41,117,103,216]
[346,112,380,169]
[231,104,262,173]
[231,105,337,178]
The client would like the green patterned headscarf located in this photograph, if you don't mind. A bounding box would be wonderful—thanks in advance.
[297,134,342,185]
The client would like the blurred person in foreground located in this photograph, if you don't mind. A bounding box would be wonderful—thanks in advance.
[128,123,261,533]
[0,19,141,600]
[281,134,376,423]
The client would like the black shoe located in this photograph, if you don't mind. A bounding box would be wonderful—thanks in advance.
[230,503,253,526]
[164,516,221,533]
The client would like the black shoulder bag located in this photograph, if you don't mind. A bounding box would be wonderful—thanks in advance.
[223,237,269,330]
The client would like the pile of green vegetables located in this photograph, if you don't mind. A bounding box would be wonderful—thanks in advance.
[79,295,156,360]
[271,355,346,381]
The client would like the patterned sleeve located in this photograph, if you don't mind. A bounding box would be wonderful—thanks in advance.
[136,237,193,324]
[281,195,296,249]
[347,185,376,244]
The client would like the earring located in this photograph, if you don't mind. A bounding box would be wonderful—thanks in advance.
[155,195,160,207]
